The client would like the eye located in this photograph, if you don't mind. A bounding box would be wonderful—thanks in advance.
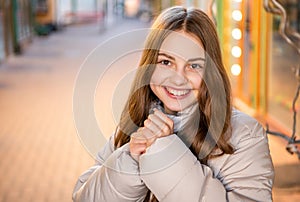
[159,59,172,66]
[189,63,204,69]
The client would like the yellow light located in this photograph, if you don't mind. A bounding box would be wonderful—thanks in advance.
[234,0,242,2]
[232,28,242,40]
[232,10,242,21]
[231,64,241,76]
[231,46,242,58]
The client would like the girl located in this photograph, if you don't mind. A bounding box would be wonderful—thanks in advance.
[73,6,274,202]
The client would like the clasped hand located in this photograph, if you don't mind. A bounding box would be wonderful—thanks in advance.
[129,109,174,162]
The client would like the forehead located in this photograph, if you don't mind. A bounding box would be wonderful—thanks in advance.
[159,31,205,60]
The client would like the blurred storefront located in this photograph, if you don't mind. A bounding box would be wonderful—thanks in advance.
[215,0,269,113]
[14,0,34,53]
[265,0,300,135]
[0,1,7,61]
[0,0,34,61]
[151,0,210,15]
[0,0,108,61]
[34,0,106,28]
[215,0,300,136]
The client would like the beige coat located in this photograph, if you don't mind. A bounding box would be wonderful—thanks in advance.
[72,109,274,201]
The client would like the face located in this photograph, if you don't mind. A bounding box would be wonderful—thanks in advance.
[150,31,206,115]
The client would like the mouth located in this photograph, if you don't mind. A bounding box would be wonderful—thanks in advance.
[164,86,191,98]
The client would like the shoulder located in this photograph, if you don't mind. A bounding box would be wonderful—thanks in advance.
[231,108,260,130]
[229,108,266,149]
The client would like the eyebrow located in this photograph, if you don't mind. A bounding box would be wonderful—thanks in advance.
[158,52,205,62]
[187,57,206,62]
[158,53,175,61]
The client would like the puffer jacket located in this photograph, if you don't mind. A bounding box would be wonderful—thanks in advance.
[72,109,274,201]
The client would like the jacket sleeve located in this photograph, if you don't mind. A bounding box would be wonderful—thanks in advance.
[72,135,148,202]
[139,121,274,202]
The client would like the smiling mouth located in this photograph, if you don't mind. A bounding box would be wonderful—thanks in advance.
[165,87,190,97]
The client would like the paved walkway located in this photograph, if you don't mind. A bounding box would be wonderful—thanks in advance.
[0,19,150,202]
[0,18,299,202]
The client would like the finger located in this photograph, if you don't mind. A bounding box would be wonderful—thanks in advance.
[131,137,147,144]
[149,116,171,137]
[147,113,166,130]
[154,109,174,133]
[144,119,162,136]
[131,128,157,147]
[129,143,147,161]
[131,132,147,144]
[148,111,174,136]
[153,109,174,130]
[140,126,156,140]
[140,126,157,147]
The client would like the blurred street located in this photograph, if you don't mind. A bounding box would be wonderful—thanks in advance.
[0,18,150,202]
[0,17,299,202]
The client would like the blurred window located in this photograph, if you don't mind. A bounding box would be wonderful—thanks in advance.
[268,0,300,132]
[36,0,48,15]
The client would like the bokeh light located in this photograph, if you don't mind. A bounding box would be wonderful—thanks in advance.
[232,10,243,21]
[231,46,242,58]
[232,28,242,40]
[231,64,241,76]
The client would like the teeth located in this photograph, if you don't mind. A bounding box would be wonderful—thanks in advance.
[166,87,189,96]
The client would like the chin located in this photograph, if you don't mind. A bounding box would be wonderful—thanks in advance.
[164,105,183,114]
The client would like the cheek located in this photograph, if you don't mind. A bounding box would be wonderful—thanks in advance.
[149,70,161,95]
[150,82,162,99]
[150,67,168,85]
[150,72,159,85]
[188,74,202,89]
[149,83,156,92]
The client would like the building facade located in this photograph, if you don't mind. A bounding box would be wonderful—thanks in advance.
[216,0,300,136]
[0,0,34,62]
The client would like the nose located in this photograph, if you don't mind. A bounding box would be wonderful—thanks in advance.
[169,63,188,86]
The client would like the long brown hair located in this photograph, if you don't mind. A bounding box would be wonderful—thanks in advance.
[114,6,234,200]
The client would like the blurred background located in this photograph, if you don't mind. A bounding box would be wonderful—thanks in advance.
[0,0,299,201]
